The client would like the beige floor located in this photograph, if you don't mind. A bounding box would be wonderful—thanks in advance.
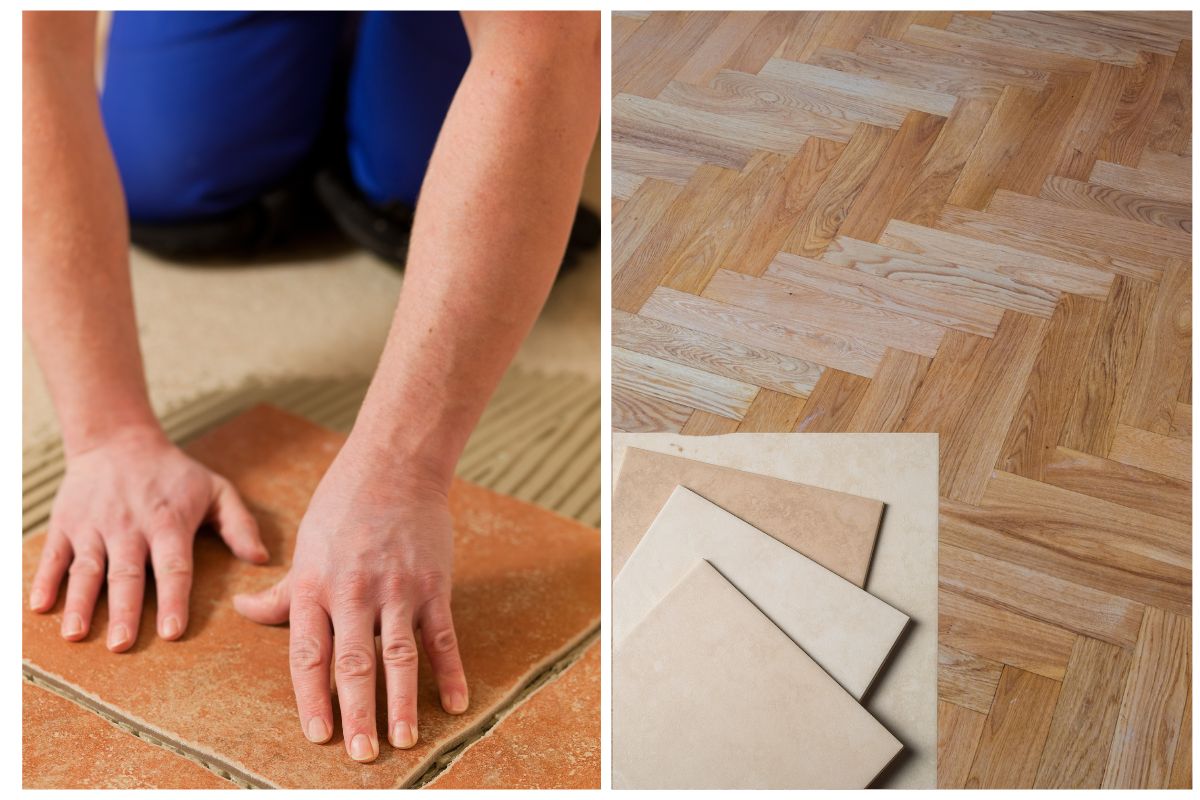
[23,145,600,449]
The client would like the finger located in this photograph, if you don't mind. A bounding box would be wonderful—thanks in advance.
[331,592,380,762]
[30,528,72,612]
[61,535,105,641]
[290,594,334,746]
[233,572,292,626]
[210,476,268,564]
[150,528,195,640]
[380,604,420,749]
[419,596,469,715]
[105,538,148,652]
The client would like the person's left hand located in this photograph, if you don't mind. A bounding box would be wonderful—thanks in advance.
[233,445,469,763]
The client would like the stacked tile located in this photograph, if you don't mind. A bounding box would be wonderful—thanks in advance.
[612,447,906,789]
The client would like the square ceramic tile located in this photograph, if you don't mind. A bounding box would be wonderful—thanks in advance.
[427,640,600,789]
[22,407,600,789]
[615,486,907,699]
[614,433,939,789]
[22,682,232,789]
[613,447,883,585]
[614,561,903,788]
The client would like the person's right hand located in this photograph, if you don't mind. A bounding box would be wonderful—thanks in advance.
[28,426,269,651]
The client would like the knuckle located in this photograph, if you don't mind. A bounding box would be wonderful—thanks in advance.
[156,556,192,577]
[290,635,326,671]
[427,626,459,657]
[68,555,104,578]
[335,645,376,679]
[382,638,419,668]
[291,575,325,603]
[107,562,145,583]
[415,571,450,599]
[332,571,373,607]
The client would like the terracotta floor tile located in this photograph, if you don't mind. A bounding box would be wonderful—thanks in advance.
[613,447,883,585]
[427,640,600,790]
[23,406,600,789]
[22,682,232,789]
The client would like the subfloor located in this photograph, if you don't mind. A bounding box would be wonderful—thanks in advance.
[613,10,1190,790]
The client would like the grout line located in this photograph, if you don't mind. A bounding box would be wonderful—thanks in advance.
[408,626,601,789]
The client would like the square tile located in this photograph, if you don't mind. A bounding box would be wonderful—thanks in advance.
[615,486,907,699]
[614,561,903,788]
[613,447,883,585]
[23,407,600,788]
[22,682,232,789]
[427,640,600,789]
[614,433,939,788]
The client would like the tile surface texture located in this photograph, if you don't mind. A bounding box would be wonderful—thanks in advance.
[23,407,600,789]
[615,486,907,698]
[613,560,903,789]
[427,641,600,790]
[22,682,233,789]
[613,432,939,788]
[612,446,883,583]
[613,10,1191,787]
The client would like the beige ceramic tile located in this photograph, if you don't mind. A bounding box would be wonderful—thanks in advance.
[612,447,883,584]
[614,560,903,788]
[613,433,939,789]
[615,486,908,699]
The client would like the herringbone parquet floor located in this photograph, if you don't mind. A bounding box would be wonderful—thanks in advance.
[611,10,1191,789]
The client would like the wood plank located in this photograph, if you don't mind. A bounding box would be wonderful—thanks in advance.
[679,410,740,436]
[995,70,1094,198]
[1170,402,1190,441]
[708,68,909,128]
[1043,445,1191,526]
[939,644,1003,714]
[612,178,684,272]
[612,170,644,201]
[640,286,885,377]
[822,235,1058,318]
[1060,275,1158,456]
[780,123,896,257]
[720,136,846,278]
[1039,175,1191,234]
[612,347,757,420]
[1035,636,1133,788]
[613,309,823,398]
[660,152,793,294]
[671,11,766,86]
[1120,261,1191,434]
[946,84,1044,209]
[736,388,806,432]
[938,701,987,789]
[947,12,1141,66]
[997,294,1106,480]
[1053,61,1130,180]
[857,33,1049,90]
[846,348,930,432]
[768,249,1003,337]
[1168,689,1192,789]
[839,111,946,241]
[612,140,700,185]
[1147,38,1191,155]
[1103,608,1191,788]
[891,97,996,226]
[810,47,1005,103]
[759,57,959,116]
[656,79,862,143]
[881,219,1113,301]
[723,11,798,74]
[702,269,945,358]
[793,369,870,432]
[933,311,1049,503]
[938,536,1147,646]
[611,13,644,52]
[1096,50,1175,165]
[1109,424,1192,482]
[904,22,1095,73]
[612,387,691,433]
[964,666,1061,789]
[613,11,688,95]
[615,12,727,98]
[900,329,991,435]
[939,588,1077,680]
[1091,158,1191,203]
[1016,11,1185,54]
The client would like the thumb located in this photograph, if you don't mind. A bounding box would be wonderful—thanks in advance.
[209,475,269,564]
[233,571,292,625]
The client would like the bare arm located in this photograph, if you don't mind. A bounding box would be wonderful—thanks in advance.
[24,12,266,652]
[235,11,600,762]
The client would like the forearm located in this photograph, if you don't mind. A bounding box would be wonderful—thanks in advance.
[346,13,599,491]
[23,12,159,457]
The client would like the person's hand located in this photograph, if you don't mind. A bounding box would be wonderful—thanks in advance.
[233,445,469,763]
[29,426,269,651]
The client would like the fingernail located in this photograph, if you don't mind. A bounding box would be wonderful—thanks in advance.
[62,613,84,639]
[107,624,130,651]
[349,733,377,762]
[392,721,418,749]
[29,589,46,610]
[305,717,329,743]
[446,691,469,714]
[160,616,181,639]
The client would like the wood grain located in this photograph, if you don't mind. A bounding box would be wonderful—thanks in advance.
[964,666,1061,788]
[937,701,987,788]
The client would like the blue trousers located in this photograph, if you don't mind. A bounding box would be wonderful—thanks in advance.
[101,11,471,223]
